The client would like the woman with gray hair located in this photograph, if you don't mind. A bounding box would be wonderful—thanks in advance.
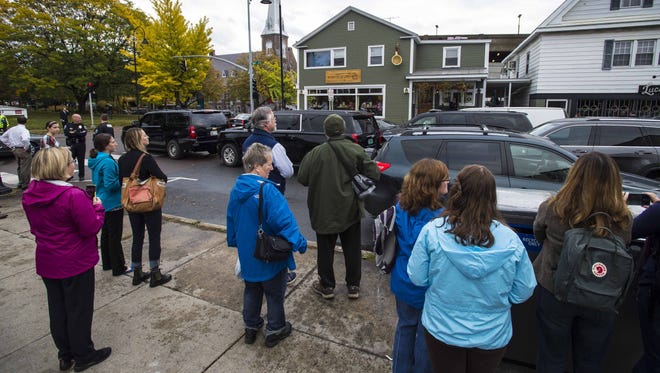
[227,142,307,347]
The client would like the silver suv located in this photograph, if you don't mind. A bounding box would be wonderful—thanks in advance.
[530,118,660,180]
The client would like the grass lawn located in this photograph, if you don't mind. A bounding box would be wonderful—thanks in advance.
[4,110,140,134]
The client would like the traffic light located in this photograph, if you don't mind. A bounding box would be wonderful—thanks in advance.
[86,82,94,94]
[251,79,258,100]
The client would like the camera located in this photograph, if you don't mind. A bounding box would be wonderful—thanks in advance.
[85,184,96,199]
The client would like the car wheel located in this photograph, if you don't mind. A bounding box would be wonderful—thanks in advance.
[167,139,184,159]
[221,143,241,167]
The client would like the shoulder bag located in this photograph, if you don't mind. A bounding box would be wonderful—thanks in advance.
[121,153,167,213]
[327,142,376,199]
[253,182,292,262]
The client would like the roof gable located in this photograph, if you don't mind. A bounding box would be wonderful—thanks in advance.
[293,6,417,47]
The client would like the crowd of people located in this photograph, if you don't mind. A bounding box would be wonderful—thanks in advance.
[1,106,658,372]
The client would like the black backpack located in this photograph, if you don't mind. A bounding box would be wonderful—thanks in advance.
[553,212,634,313]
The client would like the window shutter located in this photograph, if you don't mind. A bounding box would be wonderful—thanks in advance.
[642,0,653,8]
[602,40,614,70]
[610,0,620,10]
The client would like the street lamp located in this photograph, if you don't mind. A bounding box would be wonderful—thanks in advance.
[247,0,255,113]
[132,26,149,111]
[260,0,285,110]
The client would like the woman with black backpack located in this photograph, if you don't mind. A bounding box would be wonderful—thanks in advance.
[533,151,632,372]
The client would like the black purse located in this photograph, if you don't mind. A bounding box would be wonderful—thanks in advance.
[253,183,292,262]
[327,142,376,199]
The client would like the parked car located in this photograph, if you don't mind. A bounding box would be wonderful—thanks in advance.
[229,113,252,128]
[401,110,534,133]
[0,135,42,157]
[461,106,567,127]
[217,109,382,167]
[530,118,660,180]
[121,109,228,159]
[218,109,234,120]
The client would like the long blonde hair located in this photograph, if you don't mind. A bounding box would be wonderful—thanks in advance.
[123,127,147,152]
[549,151,631,235]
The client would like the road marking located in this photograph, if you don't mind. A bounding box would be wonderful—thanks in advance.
[168,177,198,183]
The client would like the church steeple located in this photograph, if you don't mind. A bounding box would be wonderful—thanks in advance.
[261,0,288,59]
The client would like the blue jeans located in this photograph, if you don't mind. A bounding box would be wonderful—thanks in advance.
[535,286,616,373]
[392,298,432,373]
[243,268,287,332]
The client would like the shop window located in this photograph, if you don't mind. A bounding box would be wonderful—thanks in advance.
[305,48,346,69]
[368,45,384,66]
[443,46,460,68]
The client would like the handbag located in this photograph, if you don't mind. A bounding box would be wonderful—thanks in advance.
[121,153,167,213]
[253,183,292,262]
[327,142,376,199]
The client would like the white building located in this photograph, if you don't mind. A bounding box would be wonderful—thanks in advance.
[503,0,660,118]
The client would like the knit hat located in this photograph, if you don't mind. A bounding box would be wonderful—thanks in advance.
[324,114,345,137]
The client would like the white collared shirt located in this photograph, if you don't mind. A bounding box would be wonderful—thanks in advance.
[0,124,30,149]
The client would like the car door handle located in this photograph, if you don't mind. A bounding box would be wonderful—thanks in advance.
[572,149,588,154]
[634,150,653,155]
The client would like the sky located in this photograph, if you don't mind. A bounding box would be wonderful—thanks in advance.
[130,0,567,54]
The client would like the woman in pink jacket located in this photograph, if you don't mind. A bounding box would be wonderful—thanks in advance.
[22,147,112,372]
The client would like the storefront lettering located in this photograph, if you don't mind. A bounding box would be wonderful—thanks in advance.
[638,84,660,96]
[326,69,362,84]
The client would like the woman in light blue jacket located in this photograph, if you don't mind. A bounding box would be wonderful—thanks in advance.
[408,164,536,373]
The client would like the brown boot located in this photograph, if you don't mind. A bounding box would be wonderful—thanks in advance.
[149,268,172,288]
[132,268,150,286]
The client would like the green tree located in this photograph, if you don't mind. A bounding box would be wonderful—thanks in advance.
[252,51,296,108]
[136,0,212,108]
[0,0,138,111]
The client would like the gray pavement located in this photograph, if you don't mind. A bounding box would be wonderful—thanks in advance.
[0,186,533,372]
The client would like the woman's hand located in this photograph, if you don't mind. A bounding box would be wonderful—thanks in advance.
[92,196,103,206]
[643,192,659,205]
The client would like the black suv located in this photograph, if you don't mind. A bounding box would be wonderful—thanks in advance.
[121,110,228,159]
[217,110,382,167]
[530,118,660,180]
[401,110,533,133]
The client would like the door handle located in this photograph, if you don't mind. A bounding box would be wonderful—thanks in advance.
[634,150,653,155]
[572,149,588,154]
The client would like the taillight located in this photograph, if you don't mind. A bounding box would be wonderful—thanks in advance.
[376,161,391,172]
[188,125,196,139]
[351,134,358,143]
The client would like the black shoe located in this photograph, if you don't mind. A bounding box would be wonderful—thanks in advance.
[112,266,130,276]
[347,285,360,299]
[73,347,111,372]
[244,328,258,344]
[0,213,7,219]
[312,281,335,299]
[286,271,297,286]
[264,322,292,348]
[149,269,172,288]
[59,358,73,371]
[132,268,150,286]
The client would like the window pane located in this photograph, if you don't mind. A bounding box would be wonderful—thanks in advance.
[599,126,647,146]
[621,0,641,7]
[511,144,572,183]
[445,48,459,66]
[401,139,441,164]
[369,46,383,65]
[274,114,300,131]
[333,49,345,66]
[645,127,660,146]
[547,126,591,146]
[445,141,502,175]
[307,51,331,67]
[613,41,632,66]
[635,40,655,66]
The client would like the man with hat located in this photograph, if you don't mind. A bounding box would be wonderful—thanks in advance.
[298,114,380,300]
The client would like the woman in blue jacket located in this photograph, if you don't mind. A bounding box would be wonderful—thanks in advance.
[408,164,536,373]
[391,158,448,373]
[227,143,307,348]
[88,133,127,276]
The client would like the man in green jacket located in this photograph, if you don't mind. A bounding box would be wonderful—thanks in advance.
[298,114,380,300]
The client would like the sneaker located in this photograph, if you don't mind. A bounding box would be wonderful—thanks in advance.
[347,286,360,299]
[286,271,297,286]
[312,280,334,299]
[244,328,258,344]
[73,347,111,372]
[264,322,292,348]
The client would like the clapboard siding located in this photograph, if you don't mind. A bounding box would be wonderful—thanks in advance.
[532,28,660,93]
[562,1,660,22]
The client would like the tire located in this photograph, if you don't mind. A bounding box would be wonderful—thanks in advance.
[167,139,184,159]
[220,143,241,167]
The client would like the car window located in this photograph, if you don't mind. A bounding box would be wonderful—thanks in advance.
[443,141,502,175]
[547,126,592,146]
[350,117,377,135]
[399,139,441,164]
[168,112,188,128]
[275,114,301,131]
[437,113,468,125]
[510,144,572,183]
[191,113,227,126]
[645,127,660,146]
[474,113,531,132]
[409,114,437,126]
[598,126,648,146]
[140,114,153,125]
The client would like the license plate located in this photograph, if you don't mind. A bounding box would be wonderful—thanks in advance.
[211,130,218,136]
